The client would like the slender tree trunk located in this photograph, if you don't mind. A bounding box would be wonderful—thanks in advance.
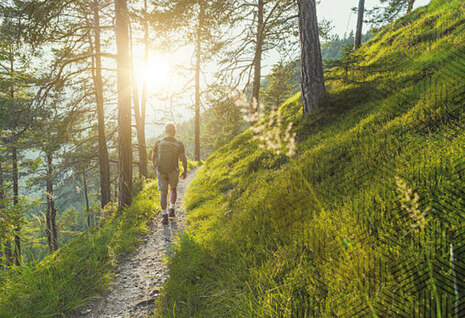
[45,166,53,253]
[407,0,415,13]
[83,170,91,229]
[114,177,118,202]
[251,0,264,108]
[12,145,20,264]
[46,152,58,252]
[129,24,148,178]
[12,148,18,210]
[297,0,326,115]
[10,54,21,265]
[138,0,149,175]
[92,0,111,208]
[194,3,203,162]
[0,162,3,206]
[0,161,4,212]
[0,162,10,266]
[354,0,365,50]
[114,0,133,208]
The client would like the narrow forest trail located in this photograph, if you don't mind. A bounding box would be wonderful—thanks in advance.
[73,169,197,318]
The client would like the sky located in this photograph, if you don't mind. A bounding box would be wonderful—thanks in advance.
[318,0,431,36]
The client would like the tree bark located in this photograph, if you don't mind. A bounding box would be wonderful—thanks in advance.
[46,152,58,252]
[138,0,149,177]
[354,0,365,50]
[129,24,148,178]
[12,147,21,264]
[0,163,2,269]
[114,177,118,202]
[0,162,4,209]
[10,52,21,265]
[407,0,415,13]
[0,162,11,266]
[297,0,326,115]
[194,2,203,162]
[114,0,133,208]
[92,0,112,209]
[83,170,91,229]
[251,0,264,108]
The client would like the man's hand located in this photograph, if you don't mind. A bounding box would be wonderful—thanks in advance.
[181,171,187,179]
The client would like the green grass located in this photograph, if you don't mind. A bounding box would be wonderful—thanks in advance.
[156,1,465,316]
[0,159,200,317]
[0,179,160,318]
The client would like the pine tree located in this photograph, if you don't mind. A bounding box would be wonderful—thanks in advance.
[90,0,112,208]
[354,0,365,50]
[157,0,235,161]
[262,61,298,110]
[297,0,326,114]
[114,0,133,208]
[367,0,416,26]
[220,0,298,106]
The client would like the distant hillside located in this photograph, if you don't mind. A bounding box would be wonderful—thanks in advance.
[321,30,373,61]
[157,0,465,316]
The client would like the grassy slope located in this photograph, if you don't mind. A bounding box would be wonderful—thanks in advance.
[0,179,160,317]
[0,158,199,317]
[157,1,465,317]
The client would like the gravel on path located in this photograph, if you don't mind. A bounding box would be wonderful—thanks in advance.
[71,169,196,318]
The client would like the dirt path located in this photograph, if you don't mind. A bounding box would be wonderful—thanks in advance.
[73,169,196,318]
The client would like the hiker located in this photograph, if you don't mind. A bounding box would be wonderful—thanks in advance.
[152,123,188,224]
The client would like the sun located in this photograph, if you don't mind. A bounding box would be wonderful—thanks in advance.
[135,54,172,89]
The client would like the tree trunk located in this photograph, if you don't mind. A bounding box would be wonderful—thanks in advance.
[194,3,203,162]
[139,0,149,176]
[114,0,133,208]
[12,146,21,264]
[407,0,415,13]
[10,53,21,265]
[0,161,3,205]
[92,0,111,208]
[0,162,11,266]
[354,0,365,50]
[297,0,326,115]
[129,24,148,178]
[46,152,58,252]
[83,170,91,229]
[114,177,118,202]
[251,0,264,108]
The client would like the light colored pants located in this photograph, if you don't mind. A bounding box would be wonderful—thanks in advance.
[157,168,179,191]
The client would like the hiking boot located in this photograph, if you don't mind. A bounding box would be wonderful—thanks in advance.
[168,208,175,217]
[161,214,169,225]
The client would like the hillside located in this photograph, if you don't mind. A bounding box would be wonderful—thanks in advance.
[156,1,465,316]
[0,181,160,316]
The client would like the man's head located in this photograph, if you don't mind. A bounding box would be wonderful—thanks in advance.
[165,123,176,137]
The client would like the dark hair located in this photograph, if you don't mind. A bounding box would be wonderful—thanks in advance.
[165,123,176,136]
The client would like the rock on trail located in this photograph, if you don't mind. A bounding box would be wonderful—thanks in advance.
[71,169,196,318]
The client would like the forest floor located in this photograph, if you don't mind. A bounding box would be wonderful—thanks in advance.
[71,169,197,318]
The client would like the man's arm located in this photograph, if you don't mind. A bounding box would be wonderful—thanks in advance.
[152,141,159,172]
[180,152,188,179]
[179,142,188,179]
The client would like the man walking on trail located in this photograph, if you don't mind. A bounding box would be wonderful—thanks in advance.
[152,123,188,224]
